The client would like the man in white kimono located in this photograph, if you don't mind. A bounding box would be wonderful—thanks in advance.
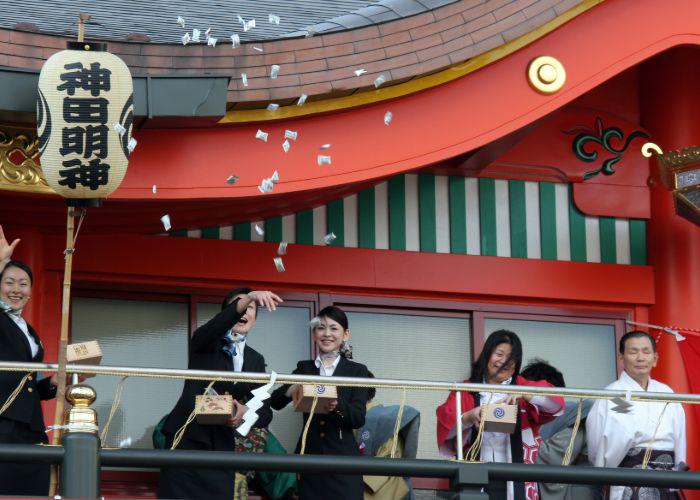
[586,330,686,500]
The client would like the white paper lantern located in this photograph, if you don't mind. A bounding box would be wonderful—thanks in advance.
[37,45,133,200]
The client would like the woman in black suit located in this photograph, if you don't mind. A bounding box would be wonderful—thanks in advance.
[271,306,371,500]
[0,227,57,496]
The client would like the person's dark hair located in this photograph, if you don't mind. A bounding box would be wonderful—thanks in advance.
[366,370,376,402]
[221,287,254,316]
[0,260,33,285]
[619,330,656,354]
[521,358,566,387]
[470,329,522,383]
[317,305,348,331]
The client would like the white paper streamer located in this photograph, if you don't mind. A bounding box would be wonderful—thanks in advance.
[237,372,277,436]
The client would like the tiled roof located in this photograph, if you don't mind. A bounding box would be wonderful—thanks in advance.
[0,0,456,44]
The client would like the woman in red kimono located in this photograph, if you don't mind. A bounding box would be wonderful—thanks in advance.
[436,330,564,500]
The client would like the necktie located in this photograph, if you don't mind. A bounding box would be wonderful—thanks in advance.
[223,342,237,358]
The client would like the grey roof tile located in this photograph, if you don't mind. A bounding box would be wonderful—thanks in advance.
[415,0,462,8]
[0,0,461,44]
[383,0,428,16]
[333,14,374,29]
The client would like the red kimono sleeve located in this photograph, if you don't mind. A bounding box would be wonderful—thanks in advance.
[516,376,565,426]
[436,381,475,456]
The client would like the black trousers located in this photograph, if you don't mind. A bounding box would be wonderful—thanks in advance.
[158,431,237,500]
[0,417,50,497]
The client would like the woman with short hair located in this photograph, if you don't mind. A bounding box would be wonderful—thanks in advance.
[271,305,371,500]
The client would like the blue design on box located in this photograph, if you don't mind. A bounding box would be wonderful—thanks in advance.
[316,385,326,394]
[493,407,506,419]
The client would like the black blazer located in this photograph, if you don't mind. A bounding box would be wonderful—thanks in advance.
[162,301,273,445]
[0,312,56,433]
[271,357,370,456]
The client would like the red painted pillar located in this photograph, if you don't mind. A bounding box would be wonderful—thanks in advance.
[641,47,700,481]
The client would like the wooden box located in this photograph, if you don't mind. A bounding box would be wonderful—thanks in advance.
[482,403,517,434]
[66,341,102,365]
[293,384,337,413]
[195,395,234,425]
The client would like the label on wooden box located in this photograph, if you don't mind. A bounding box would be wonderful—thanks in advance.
[482,403,517,434]
[293,384,337,413]
[66,341,103,365]
[195,395,234,425]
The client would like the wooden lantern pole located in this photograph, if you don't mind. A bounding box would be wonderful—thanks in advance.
[48,14,91,496]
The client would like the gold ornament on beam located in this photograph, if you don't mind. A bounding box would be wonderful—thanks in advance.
[0,130,52,193]
[527,56,566,94]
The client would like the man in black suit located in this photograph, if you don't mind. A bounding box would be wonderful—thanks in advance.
[158,288,282,500]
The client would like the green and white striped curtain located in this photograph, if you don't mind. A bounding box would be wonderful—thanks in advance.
[172,174,647,265]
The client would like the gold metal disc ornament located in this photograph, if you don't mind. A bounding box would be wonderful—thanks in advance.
[527,56,566,94]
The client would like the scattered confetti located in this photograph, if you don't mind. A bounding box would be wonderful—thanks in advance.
[237,14,245,24]
[324,232,337,245]
[273,257,285,272]
[270,170,280,184]
[152,185,157,194]
[192,29,201,43]
[114,123,126,136]
[226,175,239,185]
[127,137,137,152]
[255,224,264,236]
[374,74,387,88]
[282,139,290,153]
[278,242,288,255]
[267,103,279,111]
[177,16,186,28]
[297,94,308,106]
[181,33,191,45]
[384,111,393,125]
[270,64,280,79]
[268,14,281,25]
[317,155,332,165]
[284,130,298,141]
[320,144,331,150]
[258,179,274,193]
[161,215,171,232]
[256,129,268,142]
[253,46,264,52]
[241,73,248,87]
[207,37,218,47]
[304,27,316,38]
[243,19,256,32]
[118,437,133,448]
[354,69,367,76]
[230,34,240,48]
[309,316,321,328]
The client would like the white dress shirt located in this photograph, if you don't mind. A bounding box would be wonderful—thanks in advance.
[231,337,246,372]
[8,312,39,358]
[314,353,341,377]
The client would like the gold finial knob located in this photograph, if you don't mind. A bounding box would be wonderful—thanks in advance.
[64,384,98,433]
[527,56,566,94]
[66,384,96,407]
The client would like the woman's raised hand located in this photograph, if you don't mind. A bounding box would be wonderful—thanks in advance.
[247,290,283,311]
[0,225,20,262]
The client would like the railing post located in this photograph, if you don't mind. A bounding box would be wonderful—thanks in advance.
[59,384,100,499]
[451,463,489,499]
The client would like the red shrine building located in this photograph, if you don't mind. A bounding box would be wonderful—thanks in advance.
[1,0,699,496]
